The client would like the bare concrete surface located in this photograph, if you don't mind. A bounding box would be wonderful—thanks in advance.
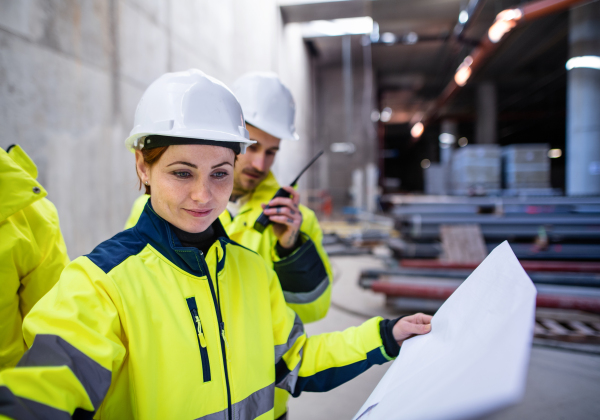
[0,0,313,259]
[288,255,600,420]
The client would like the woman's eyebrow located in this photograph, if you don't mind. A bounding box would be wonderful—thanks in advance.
[212,161,233,169]
[166,161,197,168]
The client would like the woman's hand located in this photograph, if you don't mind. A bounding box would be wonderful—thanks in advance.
[392,313,433,345]
[262,186,303,249]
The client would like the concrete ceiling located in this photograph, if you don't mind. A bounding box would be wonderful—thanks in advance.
[283,0,569,116]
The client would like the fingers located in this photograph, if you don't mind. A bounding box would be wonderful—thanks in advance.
[404,313,433,325]
[264,205,298,219]
[281,186,300,205]
[392,313,433,343]
[400,320,431,335]
[267,196,298,211]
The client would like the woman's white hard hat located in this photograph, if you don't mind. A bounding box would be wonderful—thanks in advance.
[125,69,254,153]
[232,72,299,141]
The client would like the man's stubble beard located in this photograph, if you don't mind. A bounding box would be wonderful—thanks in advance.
[231,169,265,200]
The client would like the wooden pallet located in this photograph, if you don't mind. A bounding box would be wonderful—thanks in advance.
[534,309,600,344]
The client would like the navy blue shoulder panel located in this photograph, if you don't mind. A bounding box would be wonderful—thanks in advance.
[86,228,148,274]
[220,237,258,255]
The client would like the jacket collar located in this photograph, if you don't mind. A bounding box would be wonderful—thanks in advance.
[0,146,46,223]
[134,200,230,277]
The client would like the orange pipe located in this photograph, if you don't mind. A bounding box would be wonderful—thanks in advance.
[424,0,590,125]
[521,0,587,20]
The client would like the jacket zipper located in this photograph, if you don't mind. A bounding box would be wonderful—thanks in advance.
[198,250,232,420]
[186,297,211,383]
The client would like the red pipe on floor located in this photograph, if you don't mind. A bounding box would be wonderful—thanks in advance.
[370,281,600,313]
[400,259,600,273]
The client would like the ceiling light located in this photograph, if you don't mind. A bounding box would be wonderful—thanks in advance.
[411,122,424,138]
[371,110,381,122]
[548,149,562,158]
[421,159,431,169]
[381,32,396,44]
[380,107,393,122]
[439,133,456,144]
[454,55,473,86]
[370,22,380,42]
[331,142,356,154]
[459,10,469,24]
[566,56,600,70]
[488,8,522,43]
[302,17,374,38]
[404,32,418,45]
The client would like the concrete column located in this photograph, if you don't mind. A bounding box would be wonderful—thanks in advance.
[475,82,497,144]
[566,2,600,196]
[342,35,354,144]
[440,119,458,164]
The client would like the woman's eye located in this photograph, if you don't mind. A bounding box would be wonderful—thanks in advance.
[212,171,228,179]
[173,171,191,179]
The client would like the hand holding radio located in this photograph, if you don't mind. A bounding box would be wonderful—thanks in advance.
[253,151,324,235]
[261,186,303,249]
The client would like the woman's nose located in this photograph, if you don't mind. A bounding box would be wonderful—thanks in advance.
[190,180,212,204]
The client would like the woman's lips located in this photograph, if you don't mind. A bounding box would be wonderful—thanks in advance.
[184,208,213,218]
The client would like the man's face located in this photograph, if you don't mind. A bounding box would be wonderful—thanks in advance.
[233,124,281,196]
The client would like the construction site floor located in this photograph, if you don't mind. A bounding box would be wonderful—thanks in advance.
[288,255,600,420]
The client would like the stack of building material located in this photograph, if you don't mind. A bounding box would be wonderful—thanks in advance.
[502,144,551,193]
[450,145,501,195]
[385,195,600,261]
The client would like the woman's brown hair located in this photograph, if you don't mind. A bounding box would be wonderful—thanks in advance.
[137,146,169,195]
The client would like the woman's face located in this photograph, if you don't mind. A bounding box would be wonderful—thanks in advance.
[136,144,235,233]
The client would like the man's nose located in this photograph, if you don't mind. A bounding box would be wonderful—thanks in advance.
[252,153,267,173]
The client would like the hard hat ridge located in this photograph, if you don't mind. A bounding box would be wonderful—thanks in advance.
[232,72,299,141]
[125,69,254,153]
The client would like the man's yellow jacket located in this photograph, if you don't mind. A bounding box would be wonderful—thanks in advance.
[125,171,332,324]
[0,202,394,419]
[0,145,69,370]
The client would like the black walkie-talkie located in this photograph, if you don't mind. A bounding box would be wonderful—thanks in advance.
[253,150,324,233]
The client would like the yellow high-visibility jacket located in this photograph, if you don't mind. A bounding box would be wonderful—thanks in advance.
[0,145,69,371]
[124,172,332,324]
[124,172,333,418]
[0,202,394,420]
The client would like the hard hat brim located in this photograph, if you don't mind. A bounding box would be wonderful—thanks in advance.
[245,118,300,142]
[125,128,255,152]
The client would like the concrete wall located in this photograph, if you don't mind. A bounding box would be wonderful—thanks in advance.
[314,62,378,208]
[0,0,313,258]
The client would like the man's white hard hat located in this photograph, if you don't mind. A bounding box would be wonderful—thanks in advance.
[125,69,254,153]
[232,72,299,141]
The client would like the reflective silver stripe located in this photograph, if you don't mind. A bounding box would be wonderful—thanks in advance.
[0,386,73,420]
[275,348,302,394]
[195,382,275,420]
[282,276,329,304]
[17,334,111,410]
[274,313,304,364]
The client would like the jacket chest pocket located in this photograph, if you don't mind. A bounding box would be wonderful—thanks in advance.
[186,297,211,382]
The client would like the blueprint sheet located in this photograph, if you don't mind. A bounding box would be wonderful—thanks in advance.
[354,241,537,420]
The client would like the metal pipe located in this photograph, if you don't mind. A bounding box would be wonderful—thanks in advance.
[370,281,600,312]
[400,259,600,273]
[423,0,590,126]
[521,0,587,20]
[361,269,600,288]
